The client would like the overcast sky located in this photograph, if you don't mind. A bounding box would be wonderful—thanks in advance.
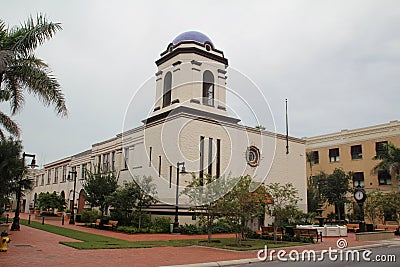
[2,0,400,166]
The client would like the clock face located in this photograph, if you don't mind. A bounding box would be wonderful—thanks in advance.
[354,191,364,201]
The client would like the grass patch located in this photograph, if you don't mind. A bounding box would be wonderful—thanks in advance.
[171,238,305,251]
[20,220,305,251]
[20,219,182,249]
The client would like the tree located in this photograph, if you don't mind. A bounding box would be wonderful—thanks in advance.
[316,169,352,221]
[132,176,157,229]
[0,138,29,216]
[0,14,67,139]
[265,182,301,243]
[373,142,400,190]
[382,190,400,223]
[218,175,267,246]
[364,189,385,225]
[37,192,65,212]
[183,174,233,242]
[107,176,157,228]
[83,169,118,216]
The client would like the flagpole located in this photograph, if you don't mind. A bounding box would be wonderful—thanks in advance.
[286,99,289,154]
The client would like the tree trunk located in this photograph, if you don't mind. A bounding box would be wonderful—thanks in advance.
[207,213,212,243]
[138,206,142,229]
[273,216,277,244]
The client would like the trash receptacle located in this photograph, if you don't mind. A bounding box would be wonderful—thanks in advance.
[170,223,174,233]
[366,224,374,232]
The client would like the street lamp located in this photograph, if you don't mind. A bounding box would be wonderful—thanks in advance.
[173,161,187,233]
[11,152,37,231]
[67,170,77,224]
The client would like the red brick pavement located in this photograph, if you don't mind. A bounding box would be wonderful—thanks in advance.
[0,212,386,267]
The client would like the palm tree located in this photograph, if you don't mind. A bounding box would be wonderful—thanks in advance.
[0,14,67,139]
[373,142,400,190]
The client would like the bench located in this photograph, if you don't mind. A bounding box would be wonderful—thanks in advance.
[103,220,118,230]
[91,219,101,228]
[294,228,322,242]
[261,226,283,237]
[347,223,359,232]
[376,224,399,232]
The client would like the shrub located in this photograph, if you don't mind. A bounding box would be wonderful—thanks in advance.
[179,223,206,234]
[151,217,171,233]
[81,209,100,223]
[116,226,138,234]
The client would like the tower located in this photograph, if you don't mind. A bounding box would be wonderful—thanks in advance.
[150,31,229,120]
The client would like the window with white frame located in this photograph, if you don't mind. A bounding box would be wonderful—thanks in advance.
[329,148,340,162]
[124,147,129,169]
[62,166,67,182]
[54,167,58,183]
[47,169,51,184]
[353,172,364,187]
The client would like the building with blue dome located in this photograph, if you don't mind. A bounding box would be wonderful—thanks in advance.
[24,31,307,230]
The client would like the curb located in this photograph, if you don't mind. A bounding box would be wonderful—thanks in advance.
[159,240,399,267]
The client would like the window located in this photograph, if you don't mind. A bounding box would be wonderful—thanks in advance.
[353,172,364,187]
[208,138,213,176]
[158,156,162,177]
[62,166,67,182]
[378,170,391,185]
[162,72,172,108]
[102,153,109,171]
[123,147,129,169]
[203,71,214,106]
[41,174,44,186]
[149,147,152,167]
[54,167,58,183]
[97,155,101,172]
[35,176,39,187]
[329,148,340,162]
[247,146,260,167]
[169,166,172,188]
[81,163,87,179]
[200,136,204,179]
[47,169,51,184]
[216,139,221,178]
[111,152,116,171]
[376,141,388,157]
[310,151,319,164]
[351,145,362,160]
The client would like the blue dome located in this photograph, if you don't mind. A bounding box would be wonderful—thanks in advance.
[172,31,214,46]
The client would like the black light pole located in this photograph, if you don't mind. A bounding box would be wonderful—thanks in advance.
[67,170,77,224]
[11,152,37,231]
[173,162,186,233]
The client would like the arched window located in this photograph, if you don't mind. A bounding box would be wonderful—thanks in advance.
[203,71,214,106]
[162,72,172,108]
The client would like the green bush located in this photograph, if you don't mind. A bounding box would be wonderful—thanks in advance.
[179,223,207,234]
[81,209,100,223]
[151,217,171,233]
[116,226,138,234]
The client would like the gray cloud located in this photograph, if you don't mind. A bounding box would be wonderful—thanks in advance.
[2,0,399,165]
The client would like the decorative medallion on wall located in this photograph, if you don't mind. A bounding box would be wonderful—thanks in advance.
[246,146,260,167]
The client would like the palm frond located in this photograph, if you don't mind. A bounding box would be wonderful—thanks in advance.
[10,13,62,57]
[0,129,6,140]
[0,110,20,138]
[5,60,67,116]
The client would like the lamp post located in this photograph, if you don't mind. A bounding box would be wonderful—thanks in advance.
[67,170,77,224]
[173,162,186,233]
[11,152,37,231]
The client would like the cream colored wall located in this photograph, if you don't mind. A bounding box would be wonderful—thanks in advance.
[305,120,400,218]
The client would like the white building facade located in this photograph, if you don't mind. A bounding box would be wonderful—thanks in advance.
[24,31,307,226]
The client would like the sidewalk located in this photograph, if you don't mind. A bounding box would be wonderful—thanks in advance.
[0,212,396,267]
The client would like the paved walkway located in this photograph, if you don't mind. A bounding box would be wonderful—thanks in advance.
[0,212,396,267]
